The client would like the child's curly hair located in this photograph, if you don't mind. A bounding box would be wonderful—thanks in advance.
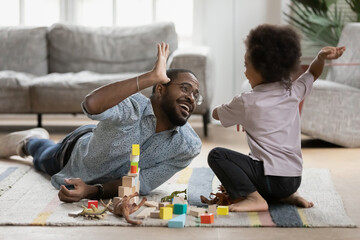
[245,24,301,90]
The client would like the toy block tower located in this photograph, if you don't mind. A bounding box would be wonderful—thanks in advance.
[117,144,141,204]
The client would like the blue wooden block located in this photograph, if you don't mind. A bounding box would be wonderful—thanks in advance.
[173,203,187,214]
[168,214,186,228]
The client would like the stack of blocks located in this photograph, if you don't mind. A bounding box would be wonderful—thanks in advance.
[115,144,141,204]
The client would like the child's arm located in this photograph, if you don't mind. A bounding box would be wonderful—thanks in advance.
[307,46,346,81]
[212,108,219,120]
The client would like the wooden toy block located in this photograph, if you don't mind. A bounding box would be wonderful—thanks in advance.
[128,196,139,205]
[144,201,158,208]
[132,144,140,155]
[131,161,139,167]
[173,203,187,215]
[160,207,173,220]
[172,196,185,204]
[207,204,217,214]
[118,186,132,197]
[188,208,207,217]
[159,202,170,208]
[168,214,186,228]
[217,206,229,215]
[130,185,137,194]
[127,173,138,177]
[150,210,160,218]
[88,200,98,208]
[122,176,135,187]
[135,207,156,219]
[130,165,138,173]
[200,213,214,224]
[136,178,140,192]
[113,197,122,206]
[130,154,139,162]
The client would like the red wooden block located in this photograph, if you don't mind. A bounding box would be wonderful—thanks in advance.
[130,165,138,173]
[88,200,98,208]
[200,213,214,224]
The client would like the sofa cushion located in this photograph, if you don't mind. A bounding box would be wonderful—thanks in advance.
[0,71,33,112]
[48,22,178,74]
[326,23,360,89]
[0,27,48,76]
[301,79,360,147]
[30,71,152,113]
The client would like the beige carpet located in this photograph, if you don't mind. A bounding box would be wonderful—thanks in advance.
[0,162,356,228]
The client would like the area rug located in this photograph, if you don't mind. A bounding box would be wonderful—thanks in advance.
[0,164,356,228]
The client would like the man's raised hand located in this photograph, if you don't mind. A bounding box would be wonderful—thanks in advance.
[153,42,170,84]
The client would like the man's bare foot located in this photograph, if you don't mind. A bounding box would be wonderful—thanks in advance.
[228,191,268,212]
[280,192,314,208]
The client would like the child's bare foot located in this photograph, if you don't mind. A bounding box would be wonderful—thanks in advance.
[228,191,268,212]
[280,192,314,208]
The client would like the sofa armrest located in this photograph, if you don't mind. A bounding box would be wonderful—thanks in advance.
[167,46,213,115]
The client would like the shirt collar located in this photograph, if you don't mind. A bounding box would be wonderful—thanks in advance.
[252,81,284,92]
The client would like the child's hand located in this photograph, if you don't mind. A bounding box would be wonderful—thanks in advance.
[318,46,346,61]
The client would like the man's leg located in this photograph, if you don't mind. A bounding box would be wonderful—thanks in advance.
[207,147,268,212]
[0,128,49,158]
[26,138,62,176]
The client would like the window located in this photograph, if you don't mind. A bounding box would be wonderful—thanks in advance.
[0,0,193,45]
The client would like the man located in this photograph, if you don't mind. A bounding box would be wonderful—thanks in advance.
[0,42,202,202]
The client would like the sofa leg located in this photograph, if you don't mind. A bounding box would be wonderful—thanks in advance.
[202,109,210,137]
[37,114,42,127]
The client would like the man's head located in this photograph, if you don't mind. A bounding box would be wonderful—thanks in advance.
[152,69,200,127]
[245,24,301,90]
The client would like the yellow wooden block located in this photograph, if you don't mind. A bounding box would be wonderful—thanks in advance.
[217,206,229,215]
[160,207,173,220]
[132,144,140,156]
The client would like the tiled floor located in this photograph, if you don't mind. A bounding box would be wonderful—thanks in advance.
[0,114,359,240]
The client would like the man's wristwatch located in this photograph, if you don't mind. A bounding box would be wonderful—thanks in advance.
[93,184,104,200]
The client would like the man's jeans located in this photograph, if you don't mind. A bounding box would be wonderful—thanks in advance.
[27,124,97,176]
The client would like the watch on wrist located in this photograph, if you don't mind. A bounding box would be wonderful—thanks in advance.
[93,184,104,200]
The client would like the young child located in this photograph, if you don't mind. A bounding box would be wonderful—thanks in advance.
[209,24,345,212]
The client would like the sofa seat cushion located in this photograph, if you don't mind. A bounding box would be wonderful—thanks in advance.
[0,71,34,113]
[30,71,150,113]
[48,22,178,74]
[301,79,360,147]
[0,27,48,76]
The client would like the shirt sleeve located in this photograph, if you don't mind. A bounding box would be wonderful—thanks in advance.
[291,71,314,101]
[217,95,245,128]
[81,93,148,123]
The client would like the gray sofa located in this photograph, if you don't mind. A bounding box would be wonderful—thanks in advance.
[300,23,360,148]
[0,22,212,136]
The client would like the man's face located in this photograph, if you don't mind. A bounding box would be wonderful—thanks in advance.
[160,72,199,126]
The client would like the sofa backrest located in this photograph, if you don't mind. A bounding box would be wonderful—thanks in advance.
[48,22,178,74]
[0,27,48,76]
[326,23,360,89]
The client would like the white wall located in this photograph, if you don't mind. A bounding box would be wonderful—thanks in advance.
[193,0,290,111]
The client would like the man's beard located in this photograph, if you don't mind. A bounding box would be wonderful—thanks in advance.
[160,99,189,126]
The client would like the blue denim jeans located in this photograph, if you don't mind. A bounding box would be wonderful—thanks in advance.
[27,138,62,176]
[27,124,97,176]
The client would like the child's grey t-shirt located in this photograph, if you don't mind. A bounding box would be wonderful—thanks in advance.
[217,72,314,177]
[51,93,202,194]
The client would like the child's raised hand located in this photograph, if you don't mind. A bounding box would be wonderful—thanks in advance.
[318,46,346,61]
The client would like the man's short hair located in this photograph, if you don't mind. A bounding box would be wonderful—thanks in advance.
[151,69,197,94]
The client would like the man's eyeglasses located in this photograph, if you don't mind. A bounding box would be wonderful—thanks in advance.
[172,83,203,105]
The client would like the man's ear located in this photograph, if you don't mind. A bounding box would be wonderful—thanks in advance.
[155,83,165,96]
